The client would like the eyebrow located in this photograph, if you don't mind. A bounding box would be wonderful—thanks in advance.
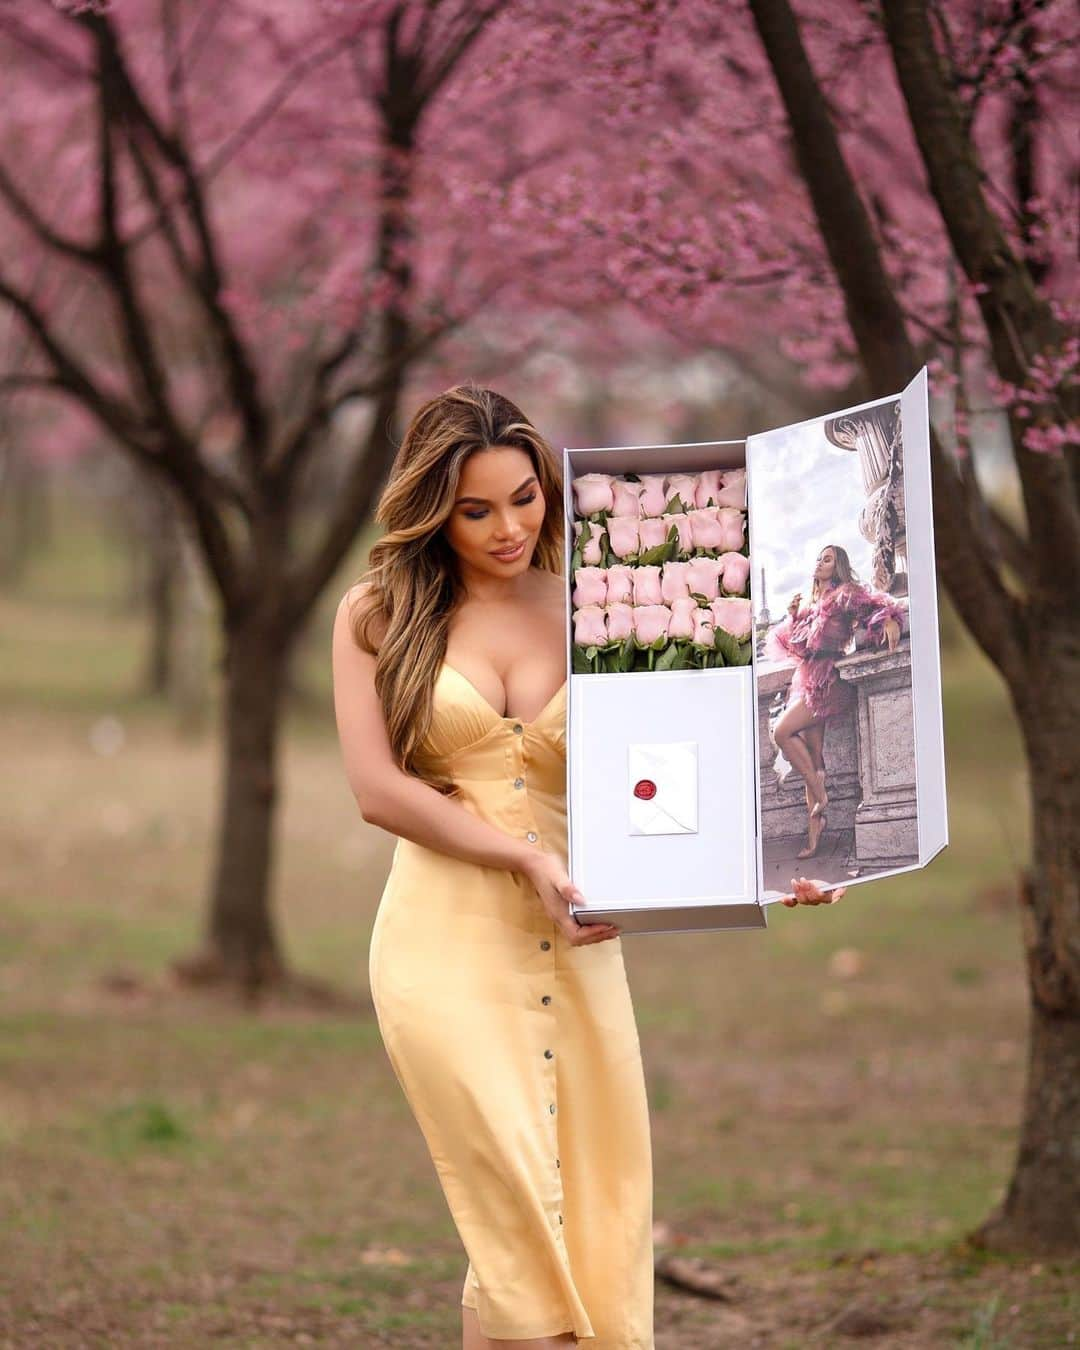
[455,475,538,506]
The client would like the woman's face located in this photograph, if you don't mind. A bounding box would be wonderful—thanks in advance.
[814,547,838,583]
[442,445,547,580]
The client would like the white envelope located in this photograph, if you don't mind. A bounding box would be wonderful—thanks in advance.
[627,740,699,835]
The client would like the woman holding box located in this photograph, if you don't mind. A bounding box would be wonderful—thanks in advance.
[332,383,842,1349]
[768,544,905,859]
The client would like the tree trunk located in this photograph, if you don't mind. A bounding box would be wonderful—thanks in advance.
[142,488,180,696]
[978,642,1080,1253]
[172,605,290,998]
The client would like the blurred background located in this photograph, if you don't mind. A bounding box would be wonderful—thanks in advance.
[1,2,1076,1345]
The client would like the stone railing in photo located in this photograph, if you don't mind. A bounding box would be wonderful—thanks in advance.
[755,632,918,873]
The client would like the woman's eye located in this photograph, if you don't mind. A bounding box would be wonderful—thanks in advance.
[464,492,537,521]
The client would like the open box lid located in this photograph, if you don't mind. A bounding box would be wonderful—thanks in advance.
[746,366,948,902]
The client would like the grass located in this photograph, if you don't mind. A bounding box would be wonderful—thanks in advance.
[0,489,1075,1345]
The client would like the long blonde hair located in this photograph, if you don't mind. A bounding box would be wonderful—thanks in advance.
[811,542,860,603]
[348,383,564,795]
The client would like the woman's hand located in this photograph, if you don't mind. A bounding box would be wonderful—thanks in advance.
[883,617,900,652]
[521,848,621,945]
[787,591,802,618]
[781,875,847,907]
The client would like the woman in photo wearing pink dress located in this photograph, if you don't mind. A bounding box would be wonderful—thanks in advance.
[766,544,906,859]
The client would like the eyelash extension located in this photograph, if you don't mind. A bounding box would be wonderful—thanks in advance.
[464,492,537,520]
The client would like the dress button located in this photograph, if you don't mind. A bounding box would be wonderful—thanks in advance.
[549,1103,556,1114]
[540,940,551,951]
[513,777,524,789]
[526,831,538,842]
[544,1049,554,1059]
[541,995,552,1006]
[513,723,523,734]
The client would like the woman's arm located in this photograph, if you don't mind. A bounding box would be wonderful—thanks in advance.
[332,588,534,876]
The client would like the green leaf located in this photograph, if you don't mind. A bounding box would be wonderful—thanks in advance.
[636,542,668,566]
[713,627,740,666]
[570,543,583,575]
[732,638,753,666]
[651,633,667,651]
[617,635,635,672]
[655,643,679,671]
[585,644,598,661]
[572,645,591,674]
[665,491,687,514]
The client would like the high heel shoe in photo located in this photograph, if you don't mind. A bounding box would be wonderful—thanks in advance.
[810,769,828,818]
[797,811,827,859]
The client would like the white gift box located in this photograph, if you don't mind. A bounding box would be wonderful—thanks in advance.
[564,366,948,934]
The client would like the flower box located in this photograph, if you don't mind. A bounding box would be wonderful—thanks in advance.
[563,366,948,934]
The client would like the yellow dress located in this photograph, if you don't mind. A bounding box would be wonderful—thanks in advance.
[368,661,654,1346]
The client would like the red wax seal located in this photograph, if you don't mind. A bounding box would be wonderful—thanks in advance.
[633,778,657,800]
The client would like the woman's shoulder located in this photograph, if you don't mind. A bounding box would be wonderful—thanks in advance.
[337,581,388,651]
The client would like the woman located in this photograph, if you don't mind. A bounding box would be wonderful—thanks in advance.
[332,384,842,1349]
[767,544,906,860]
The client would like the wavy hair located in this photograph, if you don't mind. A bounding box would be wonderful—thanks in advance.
[347,383,564,796]
[811,542,860,603]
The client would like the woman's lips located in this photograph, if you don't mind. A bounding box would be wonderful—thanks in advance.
[491,540,526,560]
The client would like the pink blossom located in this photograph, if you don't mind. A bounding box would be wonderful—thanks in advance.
[665,473,699,511]
[685,556,724,600]
[638,516,670,550]
[715,469,747,509]
[605,602,635,641]
[606,515,640,558]
[687,507,728,550]
[632,604,672,645]
[580,521,603,566]
[632,564,664,606]
[573,605,608,647]
[604,564,634,604]
[710,597,753,639]
[665,512,692,551]
[691,608,716,648]
[572,566,607,608]
[717,507,747,552]
[638,474,669,517]
[611,477,643,515]
[668,595,698,639]
[718,551,751,594]
[572,473,615,516]
[695,469,724,508]
[660,560,692,602]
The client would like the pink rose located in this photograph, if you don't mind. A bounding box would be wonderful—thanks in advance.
[573,605,608,647]
[710,597,753,639]
[716,507,746,552]
[718,551,751,594]
[685,556,724,600]
[660,560,692,603]
[572,566,607,608]
[664,512,693,552]
[691,608,716,648]
[632,605,671,646]
[637,474,670,517]
[604,565,634,604]
[632,565,664,606]
[606,515,640,559]
[665,473,699,512]
[572,473,614,516]
[695,470,724,508]
[605,602,635,641]
[581,521,603,566]
[638,516,670,550]
[687,507,728,550]
[715,468,746,510]
[668,596,698,639]
[611,477,643,516]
